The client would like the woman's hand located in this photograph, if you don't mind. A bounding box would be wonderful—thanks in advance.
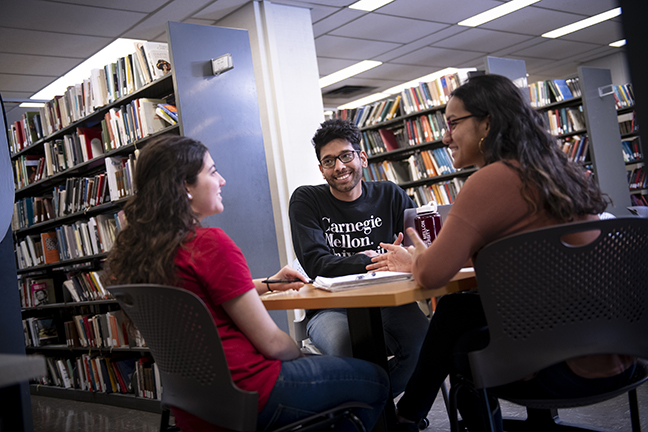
[405,227,428,266]
[366,243,414,272]
[366,229,427,273]
[263,265,309,292]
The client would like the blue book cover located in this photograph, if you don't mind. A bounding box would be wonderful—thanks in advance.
[553,80,573,100]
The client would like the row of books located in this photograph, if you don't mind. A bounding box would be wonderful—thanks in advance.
[542,105,586,136]
[621,137,643,163]
[36,354,159,399]
[628,166,646,191]
[347,95,402,128]
[64,310,138,349]
[12,173,113,231]
[405,111,447,146]
[18,277,56,308]
[362,147,457,184]
[331,70,471,127]
[24,317,59,347]
[399,72,468,115]
[63,271,110,303]
[611,84,635,110]
[13,99,173,192]
[618,111,638,135]
[528,77,581,108]
[8,111,43,152]
[406,177,465,207]
[361,128,407,156]
[558,135,589,164]
[410,147,456,177]
[7,42,170,153]
[15,212,121,269]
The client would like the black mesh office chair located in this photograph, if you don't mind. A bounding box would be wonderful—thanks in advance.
[107,284,370,432]
[450,218,648,432]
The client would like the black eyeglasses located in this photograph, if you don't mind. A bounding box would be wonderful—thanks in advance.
[446,115,477,134]
[320,150,360,169]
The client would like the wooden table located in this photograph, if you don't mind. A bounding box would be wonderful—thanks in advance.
[261,268,477,432]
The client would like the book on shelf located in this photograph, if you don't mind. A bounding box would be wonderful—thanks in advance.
[136,42,171,80]
[621,137,642,162]
[30,278,56,306]
[313,271,412,292]
[40,231,61,264]
[155,106,177,125]
[618,112,637,135]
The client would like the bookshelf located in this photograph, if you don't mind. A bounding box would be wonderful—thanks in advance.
[333,71,476,207]
[616,90,646,206]
[334,66,634,215]
[12,60,177,410]
[525,67,634,215]
[8,22,281,412]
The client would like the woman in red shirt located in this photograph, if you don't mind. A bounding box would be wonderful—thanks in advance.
[107,135,389,431]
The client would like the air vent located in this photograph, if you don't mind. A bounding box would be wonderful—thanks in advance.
[322,85,377,97]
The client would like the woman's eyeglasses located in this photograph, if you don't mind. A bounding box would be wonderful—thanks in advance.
[446,115,477,134]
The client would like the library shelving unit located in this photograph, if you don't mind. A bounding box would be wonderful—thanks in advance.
[531,67,636,215]
[618,102,646,206]
[578,66,633,215]
[9,21,281,412]
[13,69,178,413]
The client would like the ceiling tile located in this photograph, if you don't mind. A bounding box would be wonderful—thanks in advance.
[121,0,215,40]
[389,46,484,68]
[480,8,586,36]
[372,26,462,62]
[0,0,146,37]
[531,0,620,15]
[317,57,358,76]
[312,8,367,37]
[190,0,250,21]
[431,28,535,53]
[0,53,80,76]
[0,73,56,93]
[314,35,401,60]
[52,0,169,13]
[509,39,601,61]
[558,20,624,44]
[490,37,548,58]
[376,0,505,25]
[329,14,448,44]
[0,28,111,58]
[1,90,36,101]
[353,62,437,81]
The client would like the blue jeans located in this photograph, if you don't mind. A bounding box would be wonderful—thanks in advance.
[257,355,390,432]
[306,303,429,396]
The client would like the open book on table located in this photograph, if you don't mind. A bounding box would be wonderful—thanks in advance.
[313,271,412,292]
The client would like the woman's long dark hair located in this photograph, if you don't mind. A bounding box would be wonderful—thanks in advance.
[106,135,207,285]
[452,74,609,221]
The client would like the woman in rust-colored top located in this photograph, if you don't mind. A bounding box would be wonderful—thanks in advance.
[369,74,636,432]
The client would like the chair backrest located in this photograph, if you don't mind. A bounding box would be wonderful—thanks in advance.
[470,218,648,389]
[107,284,259,432]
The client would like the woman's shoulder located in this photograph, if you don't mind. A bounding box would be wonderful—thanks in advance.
[192,227,237,249]
[464,161,521,189]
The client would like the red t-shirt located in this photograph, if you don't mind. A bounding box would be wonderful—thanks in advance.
[171,227,281,431]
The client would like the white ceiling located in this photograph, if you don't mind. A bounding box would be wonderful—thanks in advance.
[0,0,625,116]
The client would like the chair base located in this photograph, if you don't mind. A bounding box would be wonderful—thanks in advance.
[502,408,614,432]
